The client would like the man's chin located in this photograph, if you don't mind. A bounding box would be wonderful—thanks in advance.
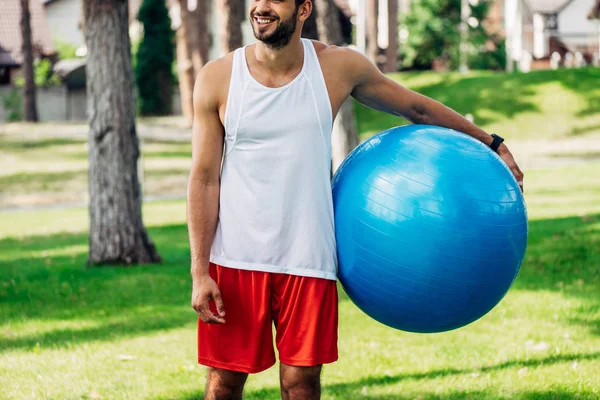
[253,30,274,43]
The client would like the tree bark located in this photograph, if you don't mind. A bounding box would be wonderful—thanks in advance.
[314,0,359,174]
[186,0,211,75]
[366,0,380,66]
[384,0,398,73]
[314,0,343,45]
[218,0,244,53]
[176,15,195,124]
[331,100,359,172]
[177,0,211,124]
[20,0,38,122]
[84,0,161,265]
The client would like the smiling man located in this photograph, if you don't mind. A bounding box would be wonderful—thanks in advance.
[187,0,524,399]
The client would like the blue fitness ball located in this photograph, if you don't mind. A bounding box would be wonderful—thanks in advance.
[332,124,528,333]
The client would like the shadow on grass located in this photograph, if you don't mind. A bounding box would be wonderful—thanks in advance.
[1,214,599,351]
[355,68,600,138]
[178,390,597,400]
[516,214,600,291]
[144,151,192,159]
[0,170,86,190]
[568,123,600,137]
[553,68,600,118]
[0,168,189,193]
[171,352,600,399]
[0,137,87,150]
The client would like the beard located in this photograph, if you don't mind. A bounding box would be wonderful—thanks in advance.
[251,8,298,50]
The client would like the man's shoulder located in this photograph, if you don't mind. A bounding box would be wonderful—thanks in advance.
[193,52,236,108]
[198,52,235,84]
[309,40,366,67]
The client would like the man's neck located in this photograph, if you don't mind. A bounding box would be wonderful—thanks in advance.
[253,37,304,74]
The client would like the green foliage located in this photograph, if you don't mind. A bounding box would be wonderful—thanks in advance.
[53,39,78,60]
[1,88,23,121]
[134,0,175,116]
[401,0,505,70]
[15,59,62,88]
[34,59,61,86]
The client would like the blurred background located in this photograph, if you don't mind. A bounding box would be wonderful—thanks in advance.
[1,0,600,399]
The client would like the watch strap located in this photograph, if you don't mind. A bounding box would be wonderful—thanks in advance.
[490,134,504,153]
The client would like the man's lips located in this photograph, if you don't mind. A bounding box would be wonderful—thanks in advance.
[254,16,277,25]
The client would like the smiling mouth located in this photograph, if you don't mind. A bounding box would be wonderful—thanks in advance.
[254,16,277,26]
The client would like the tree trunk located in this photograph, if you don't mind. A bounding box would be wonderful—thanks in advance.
[314,0,343,45]
[20,0,38,122]
[176,14,195,124]
[186,0,211,75]
[384,0,398,73]
[84,0,161,265]
[177,0,211,124]
[218,0,244,53]
[366,0,380,66]
[314,0,359,174]
[331,100,360,172]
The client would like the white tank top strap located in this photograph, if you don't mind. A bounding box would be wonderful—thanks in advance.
[301,39,333,144]
[223,47,250,154]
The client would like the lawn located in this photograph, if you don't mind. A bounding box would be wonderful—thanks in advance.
[1,165,600,399]
[1,68,600,399]
[356,68,600,140]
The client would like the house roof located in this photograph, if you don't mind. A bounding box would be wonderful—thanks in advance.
[589,0,600,19]
[0,45,20,67]
[0,0,55,66]
[524,0,575,13]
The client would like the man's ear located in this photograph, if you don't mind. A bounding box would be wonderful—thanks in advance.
[298,0,312,21]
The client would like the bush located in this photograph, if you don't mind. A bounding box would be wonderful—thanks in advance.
[15,59,61,88]
[54,39,79,60]
[2,88,23,122]
[134,0,175,116]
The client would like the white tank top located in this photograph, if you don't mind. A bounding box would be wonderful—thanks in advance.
[209,39,338,281]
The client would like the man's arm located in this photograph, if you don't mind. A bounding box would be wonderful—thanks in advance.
[345,49,524,191]
[187,62,226,324]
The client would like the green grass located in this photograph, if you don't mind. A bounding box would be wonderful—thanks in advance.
[355,68,600,140]
[1,68,600,399]
[0,135,191,208]
[1,160,600,399]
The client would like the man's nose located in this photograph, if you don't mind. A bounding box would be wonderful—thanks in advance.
[254,0,272,15]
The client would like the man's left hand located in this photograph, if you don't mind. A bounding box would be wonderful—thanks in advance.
[497,143,524,193]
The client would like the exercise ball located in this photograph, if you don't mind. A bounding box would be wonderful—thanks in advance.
[332,124,528,333]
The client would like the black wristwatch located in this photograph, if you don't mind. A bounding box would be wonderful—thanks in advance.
[489,133,504,153]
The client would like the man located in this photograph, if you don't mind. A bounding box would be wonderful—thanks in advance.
[187,0,524,399]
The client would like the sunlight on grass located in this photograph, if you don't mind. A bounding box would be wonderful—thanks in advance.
[0,133,192,208]
[1,68,600,399]
[0,200,187,239]
[356,68,600,141]
[1,188,599,398]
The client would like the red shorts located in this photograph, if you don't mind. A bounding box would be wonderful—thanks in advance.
[197,263,339,374]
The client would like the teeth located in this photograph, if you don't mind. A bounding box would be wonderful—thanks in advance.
[257,18,272,24]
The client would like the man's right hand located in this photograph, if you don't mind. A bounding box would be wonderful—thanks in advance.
[192,277,226,324]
